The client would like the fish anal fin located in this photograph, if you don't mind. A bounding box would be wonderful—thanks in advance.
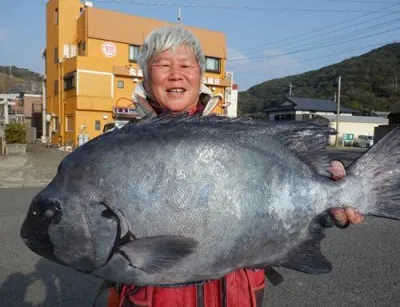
[278,221,332,275]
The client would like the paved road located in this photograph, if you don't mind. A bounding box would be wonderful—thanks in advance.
[0,187,107,307]
[0,147,399,306]
[0,145,69,188]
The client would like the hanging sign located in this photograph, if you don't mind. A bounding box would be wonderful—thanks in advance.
[102,42,117,57]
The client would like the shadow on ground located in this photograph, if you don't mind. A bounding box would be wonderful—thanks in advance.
[0,259,107,307]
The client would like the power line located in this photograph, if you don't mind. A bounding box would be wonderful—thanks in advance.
[230,26,400,63]
[324,0,398,3]
[230,16,400,62]
[232,2,400,56]
[95,0,400,13]
[232,40,398,76]
[95,0,399,59]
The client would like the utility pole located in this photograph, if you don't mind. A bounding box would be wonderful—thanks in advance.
[288,82,294,96]
[177,7,183,25]
[2,95,9,125]
[41,77,47,143]
[335,75,341,147]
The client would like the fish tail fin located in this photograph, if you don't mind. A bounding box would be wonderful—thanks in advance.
[346,126,400,219]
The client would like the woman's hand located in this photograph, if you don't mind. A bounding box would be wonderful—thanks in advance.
[328,160,365,227]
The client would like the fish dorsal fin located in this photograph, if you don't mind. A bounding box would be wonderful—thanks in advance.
[271,122,336,177]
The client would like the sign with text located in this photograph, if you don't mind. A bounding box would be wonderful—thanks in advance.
[102,42,117,57]
[343,133,354,141]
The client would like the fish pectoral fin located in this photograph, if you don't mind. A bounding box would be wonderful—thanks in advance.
[117,236,198,274]
[279,223,332,274]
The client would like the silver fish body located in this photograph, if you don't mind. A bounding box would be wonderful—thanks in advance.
[20,115,400,286]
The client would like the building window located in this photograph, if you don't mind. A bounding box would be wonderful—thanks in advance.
[55,8,58,25]
[275,114,294,121]
[95,120,101,131]
[117,80,124,89]
[129,45,140,62]
[65,116,73,132]
[205,57,220,73]
[64,73,75,90]
[54,80,59,96]
[54,47,59,63]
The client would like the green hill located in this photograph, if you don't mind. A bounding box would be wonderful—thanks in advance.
[238,43,400,118]
[0,65,43,94]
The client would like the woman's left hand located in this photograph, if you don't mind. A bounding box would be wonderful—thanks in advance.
[328,160,365,227]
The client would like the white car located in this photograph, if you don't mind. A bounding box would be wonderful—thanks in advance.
[354,135,374,148]
[102,120,129,134]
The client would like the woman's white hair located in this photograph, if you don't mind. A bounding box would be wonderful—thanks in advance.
[138,25,206,79]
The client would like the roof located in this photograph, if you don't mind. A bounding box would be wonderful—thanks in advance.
[283,97,354,113]
[320,115,389,124]
[371,111,390,118]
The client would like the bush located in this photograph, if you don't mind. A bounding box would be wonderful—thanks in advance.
[4,123,26,144]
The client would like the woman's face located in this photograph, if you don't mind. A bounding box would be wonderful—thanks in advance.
[145,45,202,112]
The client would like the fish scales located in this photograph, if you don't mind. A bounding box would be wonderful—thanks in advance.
[20,114,400,287]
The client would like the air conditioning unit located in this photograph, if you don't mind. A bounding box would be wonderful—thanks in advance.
[63,45,77,59]
[69,45,77,57]
[63,45,70,58]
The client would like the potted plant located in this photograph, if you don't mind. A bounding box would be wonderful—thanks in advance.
[4,122,27,155]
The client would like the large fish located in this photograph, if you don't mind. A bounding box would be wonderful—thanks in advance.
[20,114,400,286]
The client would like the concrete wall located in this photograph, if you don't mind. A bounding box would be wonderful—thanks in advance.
[5,144,27,155]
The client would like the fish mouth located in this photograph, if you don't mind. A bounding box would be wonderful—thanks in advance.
[20,218,64,265]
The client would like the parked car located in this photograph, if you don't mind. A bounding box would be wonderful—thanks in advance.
[102,120,129,134]
[354,135,374,148]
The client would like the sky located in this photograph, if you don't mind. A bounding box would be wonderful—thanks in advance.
[0,0,399,91]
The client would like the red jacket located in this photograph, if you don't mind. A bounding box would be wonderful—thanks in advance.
[108,269,266,307]
[107,99,267,307]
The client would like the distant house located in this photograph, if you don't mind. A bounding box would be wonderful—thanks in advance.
[263,96,392,146]
[265,96,354,121]
[311,114,388,146]
[0,93,43,141]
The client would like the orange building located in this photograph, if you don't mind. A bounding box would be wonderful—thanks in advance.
[44,0,234,147]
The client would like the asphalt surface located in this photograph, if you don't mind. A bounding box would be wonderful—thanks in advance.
[0,187,107,307]
[0,146,399,306]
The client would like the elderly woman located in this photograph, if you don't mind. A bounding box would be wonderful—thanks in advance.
[108,25,364,307]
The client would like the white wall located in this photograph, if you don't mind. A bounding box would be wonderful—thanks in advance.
[295,110,352,116]
[328,121,388,146]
